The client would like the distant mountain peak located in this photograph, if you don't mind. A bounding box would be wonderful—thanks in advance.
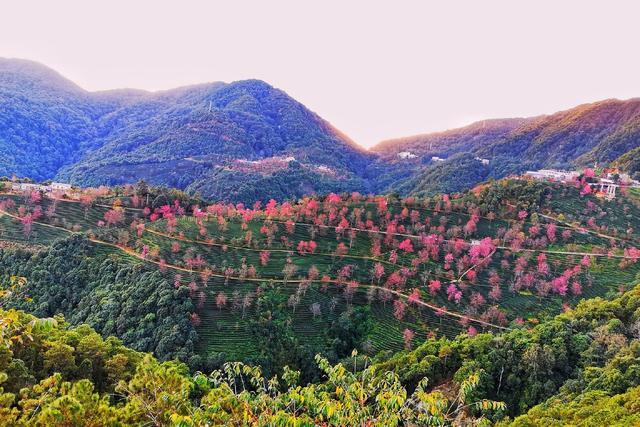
[0,59,369,202]
[0,57,85,94]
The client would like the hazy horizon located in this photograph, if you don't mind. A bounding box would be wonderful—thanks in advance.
[3,0,640,147]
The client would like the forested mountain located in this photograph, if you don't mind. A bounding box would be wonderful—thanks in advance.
[614,146,640,179]
[0,59,101,180]
[373,118,531,161]
[0,58,373,202]
[2,58,640,202]
[373,98,640,196]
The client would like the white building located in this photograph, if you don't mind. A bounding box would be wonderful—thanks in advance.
[398,151,417,160]
[587,180,618,199]
[50,182,73,191]
[9,181,73,193]
[524,169,579,183]
[11,182,42,192]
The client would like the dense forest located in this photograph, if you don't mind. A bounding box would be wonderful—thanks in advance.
[1,279,639,425]
[386,153,538,198]
[0,236,378,381]
[0,236,198,364]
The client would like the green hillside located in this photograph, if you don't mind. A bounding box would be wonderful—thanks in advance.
[614,146,640,179]
[2,178,640,381]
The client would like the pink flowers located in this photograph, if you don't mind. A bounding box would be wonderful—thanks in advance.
[20,213,33,238]
[537,253,549,275]
[297,240,317,255]
[190,312,201,326]
[393,299,406,320]
[216,292,228,310]
[377,198,388,214]
[30,190,41,204]
[446,283,462,303]
[335,243,348,257]
[428,280,442,296]
[372,263,385,282]
[403,328,415,349]
[407,288,422,306]
[444,253,454,270]
[398,238,414,253]
[463,214,479,235]
[326,193,342,204]
[260,251,271,266]
[571,281,582,296]
[337,217,350,232]
[469,238,495,263]
[551,276,568,296]
[546,223,557,242]
[104,208,124,227]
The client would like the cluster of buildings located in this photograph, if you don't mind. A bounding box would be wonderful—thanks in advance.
[5,181,73,194]
[429,155,490,165]
[524,169,579,183]
[397,151,417,160]
[524,169,640,200]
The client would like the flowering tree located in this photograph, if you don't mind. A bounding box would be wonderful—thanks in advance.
[190,312,201,326]
[407,288,422,306]
[393,299,406,320]
[260,251,271,266]
[372,262,385,285]
[20,214,33,239]
[335,243,348,257]
[403,328,415,350]
[546,223,557,242]
[446,284,462,303]
[428,280,442,296]
[104,208,124,227]
[398,239,414,253]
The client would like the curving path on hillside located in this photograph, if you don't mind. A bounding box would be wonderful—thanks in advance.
[0,207,509,331]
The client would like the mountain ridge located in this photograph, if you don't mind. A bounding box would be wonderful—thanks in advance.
[373,97,640,196]
[2,57,640,201]
[0,58,373,202]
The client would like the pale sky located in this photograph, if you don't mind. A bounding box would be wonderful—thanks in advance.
[2,0,640,147]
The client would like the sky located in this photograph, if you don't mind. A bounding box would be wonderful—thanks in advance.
[2,1,640,148]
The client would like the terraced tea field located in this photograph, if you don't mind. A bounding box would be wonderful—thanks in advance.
[1,180,639,362]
